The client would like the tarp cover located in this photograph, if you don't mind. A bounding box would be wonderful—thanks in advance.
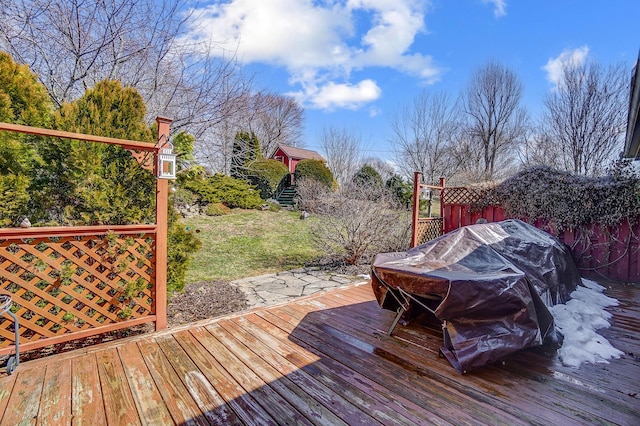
[371,219,581,372]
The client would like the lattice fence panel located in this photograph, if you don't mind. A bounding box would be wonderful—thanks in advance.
[0,232,156,349]
[441,187,483,205]
[416,218,444,245]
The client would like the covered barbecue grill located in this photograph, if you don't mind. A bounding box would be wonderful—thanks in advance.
[371,219,581,372]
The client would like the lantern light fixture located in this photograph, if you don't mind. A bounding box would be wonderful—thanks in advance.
[157,136,176,179]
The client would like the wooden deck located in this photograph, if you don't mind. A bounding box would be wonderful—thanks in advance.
[1,281,639,425]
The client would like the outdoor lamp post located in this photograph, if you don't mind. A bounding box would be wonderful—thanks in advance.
[157,136,176,179]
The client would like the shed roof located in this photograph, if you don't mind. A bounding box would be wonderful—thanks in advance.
[274,144,325,162]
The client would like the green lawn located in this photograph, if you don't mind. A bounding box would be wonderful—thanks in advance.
[183,209,323,283]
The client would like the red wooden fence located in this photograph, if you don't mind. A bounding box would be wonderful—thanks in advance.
[412,173,640,283]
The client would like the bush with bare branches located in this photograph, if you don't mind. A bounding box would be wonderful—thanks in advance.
[299,181,411,265]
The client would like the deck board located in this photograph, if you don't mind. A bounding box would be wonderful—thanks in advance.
[71,353,107,426]
[1,281,639,425]
[117,341,174,425]
[96,348,141,426]
[38,358,72,425]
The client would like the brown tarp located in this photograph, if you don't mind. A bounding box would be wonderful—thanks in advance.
[371,219,581,372]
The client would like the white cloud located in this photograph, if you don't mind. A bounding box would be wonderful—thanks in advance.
[543,46,589,89]
[369,105,382,117]
[482,0,507,18]
[183,0,438,110]
[289,79,382,110]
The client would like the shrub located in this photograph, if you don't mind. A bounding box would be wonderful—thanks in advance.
[473,164,640,229]
[184,173,263,209]
[304,182,410,264]
[247,158,289,199]
[167,208,202,294]
[295,178,331,213]
[294,159,334,189]
[205,203,231,216]
[386,175,413,207]
[353,165,383,188]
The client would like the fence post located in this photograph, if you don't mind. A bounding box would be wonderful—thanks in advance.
[439,177,446,234]
[410,172,422,247]
[154,116,172,330]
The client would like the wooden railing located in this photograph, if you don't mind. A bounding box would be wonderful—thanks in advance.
[0,118,171,356]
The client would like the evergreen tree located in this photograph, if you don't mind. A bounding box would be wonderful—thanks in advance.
[0,51,52,225]
[41,80,156,225]
[230,131,260,179]
[386,175,413,207]
[353,165,383,188]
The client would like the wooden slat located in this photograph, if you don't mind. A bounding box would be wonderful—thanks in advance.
[117,341,174,425]
[0,372,17,421]
[155,335,242,425]
[173,328,278,425]
[207,321,348,426]
[241,312,441,425]
[0,122,157,152]
[255,309,454,425]
[1,366,45,425]
[96,348,141,425]
[37,358,73,425]
[72,354,107,426]
[188,326,314,425]
[136,339,208,426]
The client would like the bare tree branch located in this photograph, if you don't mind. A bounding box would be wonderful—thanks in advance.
[540,61,628,176]
[460,60,529,181]
[389,91,460,184]
[319,127,367,187]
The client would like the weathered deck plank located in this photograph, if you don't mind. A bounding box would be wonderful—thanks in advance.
[0,281,638,425]
[173,328,277,425]
[137,338,209,425]
[38,358,72,425]
[96,348,141,426]
[1,361,44,425]
[71,353,106,426]
[117,341,174,425]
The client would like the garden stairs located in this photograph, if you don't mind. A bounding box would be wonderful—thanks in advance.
[276,186,296,206]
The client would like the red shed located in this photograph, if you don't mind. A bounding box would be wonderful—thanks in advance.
[271,145,325,174]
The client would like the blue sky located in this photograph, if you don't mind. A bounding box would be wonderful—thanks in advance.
[185,0,639,160]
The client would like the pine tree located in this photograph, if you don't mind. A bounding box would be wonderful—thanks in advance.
[40,80,156,225]
[0,52,52,225]
[230,131,261,179]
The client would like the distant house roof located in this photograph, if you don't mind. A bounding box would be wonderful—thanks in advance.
[623,50,640,159]
[273,145,325,162]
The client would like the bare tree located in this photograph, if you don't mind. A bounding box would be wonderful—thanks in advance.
[319,127,367,187]
[0,0,249,138]
[541,61,628,176]
[518,132,563,170]
[460,60,529,181]
[389,91,459,184]
[242,92,305,157]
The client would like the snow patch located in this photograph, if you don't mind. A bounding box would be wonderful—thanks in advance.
[549,279,624,368]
